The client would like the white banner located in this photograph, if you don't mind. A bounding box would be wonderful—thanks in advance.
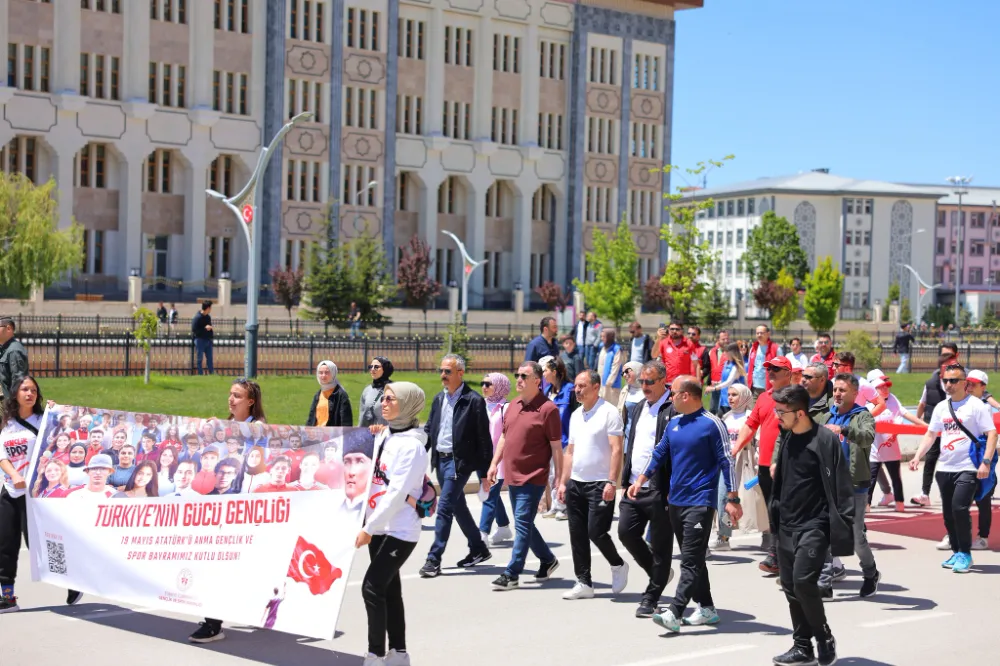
[25,405,376,640]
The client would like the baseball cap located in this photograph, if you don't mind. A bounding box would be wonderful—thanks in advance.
[968,370,989,385]
[84,453,114,471]
[866,369,887,383]
[871,377,892,389]
[764,356,793,371]
[788,357,803,373]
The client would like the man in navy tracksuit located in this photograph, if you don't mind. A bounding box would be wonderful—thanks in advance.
[627,375,740,632]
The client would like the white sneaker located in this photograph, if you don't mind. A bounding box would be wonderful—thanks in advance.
[911,494,930,507]
[480,531,490,546]
[971,536,989,551]
[541,508,559,519]
[611,562,629,595]
[562,581,595,600]
[384,650,410,666]
[936,534,951,551]
[490,526,513,545]
[877,495,894,507]
[363,654,385,666]
[710,536,731,551]
[683,605,720,626]
[555,511,568,521]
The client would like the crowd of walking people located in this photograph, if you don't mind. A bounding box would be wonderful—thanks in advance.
[1,310,998,666]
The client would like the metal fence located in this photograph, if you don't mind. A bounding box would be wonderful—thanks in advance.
[17,335,1000,378]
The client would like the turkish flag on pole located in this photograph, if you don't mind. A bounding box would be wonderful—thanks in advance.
[286,536,342,595]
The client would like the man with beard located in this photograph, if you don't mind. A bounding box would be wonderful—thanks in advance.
[770,385,853,666]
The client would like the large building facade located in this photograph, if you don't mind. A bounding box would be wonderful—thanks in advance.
[1,0,699,304]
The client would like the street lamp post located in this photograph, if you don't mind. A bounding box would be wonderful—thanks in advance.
[207,111,313,379]
[440,230,486,325]
[899,263,943,326]
[947,175,973,325]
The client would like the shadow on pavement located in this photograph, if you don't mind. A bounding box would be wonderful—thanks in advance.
[41,604,360,665]
[868,542,907,551]
[828,592,937,611]
[707,554,755,566]
[654,609,791,638]
[971,564,1000,574]
[836,659,896,665]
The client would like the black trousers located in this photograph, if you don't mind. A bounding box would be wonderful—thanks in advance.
[0,488,28,585]
[364,534,417,657]
[868,461,904,504]
[978,485,995,538]
[566,480,624,585]
[937,471,977,554]
[921,439,941,495]
[668,505,714,618]
[618,488,673,605]
[758,463,777,553]
[777,527,832,649]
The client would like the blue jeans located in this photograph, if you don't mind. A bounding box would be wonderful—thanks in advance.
[716,474,732,538]
[585,345,599,370]
[350,321,361,339]
[427,457,485,564]
[710,390,721,415]
[896,353,910,374]
[505,484,555,579]
[195,338,214,375]
[478,472,509,533]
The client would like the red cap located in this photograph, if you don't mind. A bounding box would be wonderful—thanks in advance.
[764,356,793,371]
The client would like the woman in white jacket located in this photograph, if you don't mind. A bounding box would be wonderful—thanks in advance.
[355,381,428,666]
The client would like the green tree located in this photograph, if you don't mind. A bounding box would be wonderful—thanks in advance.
[923,303,955,328]
[0,173,83,297]
[803,256,844,333]
[900,297,912,324]
[842,330,881,372]
[396,236,440,324]
[960,306,973,328]
[771,269,799,331]
[132,307,159,385]
[269,265,304,332]
[303,221,394,329]
[693,274,732,329]
[980,307,999,329]
[440,312,473,369]
[743,211,810,284]
[573,215,640,331]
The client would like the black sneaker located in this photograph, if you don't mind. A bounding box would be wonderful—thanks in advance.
[491,574,519,591]
[820,586,833,600]
[772,645,818,665]
[635,601,657,618]
[418,561,441,578]
[0,596,20,614]
[457,549,492,568]
[188,622,225,643]
[759,553,779,575]
[66,589,83,606]
[817,635,837,666]
[859,571,880,598]
[534,558,560,581]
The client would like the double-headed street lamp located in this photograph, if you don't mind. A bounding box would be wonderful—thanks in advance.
[946,175,973,324]
[440,230,486,326]
[207,111,313,379]
[899,263,943,325]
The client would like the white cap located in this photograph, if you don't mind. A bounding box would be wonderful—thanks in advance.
[866,369,886,383]
[871,377,887,390]
[538,355,556,370]
[968,369,989,385]
[789,356,803,372]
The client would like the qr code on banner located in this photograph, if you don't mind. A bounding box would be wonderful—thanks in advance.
[46,540,67,575]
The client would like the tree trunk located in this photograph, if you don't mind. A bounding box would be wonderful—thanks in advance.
[144,350,151,385]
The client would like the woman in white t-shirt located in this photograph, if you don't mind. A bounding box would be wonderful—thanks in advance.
[711,384,753,551]
[868,378,926,512]
[0,375,45,613]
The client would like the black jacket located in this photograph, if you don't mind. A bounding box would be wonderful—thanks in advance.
[923,370,946,414]
[306,384,354,427]
[192,311,213,340]
[770,424,856,557]
[424,383,493,476]
[621,396,676,505]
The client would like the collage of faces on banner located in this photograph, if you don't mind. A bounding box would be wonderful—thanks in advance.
[29,406,376,509]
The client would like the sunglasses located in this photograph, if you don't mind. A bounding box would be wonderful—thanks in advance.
[668,327,682,331]
[801,373,820,380]
[368,364,381,370]
[767,367,787,374]
[640,379,659,386]
[831,362,846,368]
[515,373,532,380]
[941,377,965,385]
[439,368,453,375]
[480,381,492,388]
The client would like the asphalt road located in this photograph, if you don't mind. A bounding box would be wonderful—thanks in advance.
[5,466,997,666]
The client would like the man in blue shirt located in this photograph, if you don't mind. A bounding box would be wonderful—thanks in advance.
[525,317,560,363]
[627,375,740,632]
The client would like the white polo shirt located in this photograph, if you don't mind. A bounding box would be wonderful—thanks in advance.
[929,395,996,473]
[569,398,624,483]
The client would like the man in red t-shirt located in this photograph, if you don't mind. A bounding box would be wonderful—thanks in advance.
[706,330,730,413]
[659,323,699,385]
[486,361,563,591]
[810,333,836,379]
[732,356,794,574]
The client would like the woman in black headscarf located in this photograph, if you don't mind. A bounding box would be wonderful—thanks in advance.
[359,356,394,428]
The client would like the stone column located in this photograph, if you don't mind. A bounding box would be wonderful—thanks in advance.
[552,190,569,287]
[52,141,84,230]
[123,0,152,101]
[465,182,487,308]
[513,183,533,292]
[618,38,633,224]
[189,0,216,109]
[218,277,232,307]
[520,23,540,146]
[418,172,442,266]
[118,150,147,287]
[472,16,493,140]
[0,1,9,82]
[128,275,142,305]
[53,0,82,93]
[181,152,211,286]
[425,7,445,136]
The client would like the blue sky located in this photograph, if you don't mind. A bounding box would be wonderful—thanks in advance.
[671,0,1000,190]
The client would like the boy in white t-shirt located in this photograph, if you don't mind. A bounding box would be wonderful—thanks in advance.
[910,364,997,573]
[868,378,927,512]
[558,370,627,600]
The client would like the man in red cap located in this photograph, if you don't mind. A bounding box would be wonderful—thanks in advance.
[733,355,795,574]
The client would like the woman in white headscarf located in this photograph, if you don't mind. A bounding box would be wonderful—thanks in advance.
[356,381,429,666]
[616,361,645,433]
[306,360,353,427]
[710,383,754,552]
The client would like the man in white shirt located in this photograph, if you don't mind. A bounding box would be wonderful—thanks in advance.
[65,454,116,501]
[785,337,810,369]
[617,360,674,617]
[910,364,997,573]
[558,369,627,600]
[172,460,200,496]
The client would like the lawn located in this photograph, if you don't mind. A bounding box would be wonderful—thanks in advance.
[34,370,932,427]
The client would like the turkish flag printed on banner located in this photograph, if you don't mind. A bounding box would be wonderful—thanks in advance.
[286,536,342,595]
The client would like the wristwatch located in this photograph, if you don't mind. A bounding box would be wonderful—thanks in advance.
[726,497,741,505]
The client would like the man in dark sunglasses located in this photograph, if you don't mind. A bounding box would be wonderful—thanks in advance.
[418,354,494,579]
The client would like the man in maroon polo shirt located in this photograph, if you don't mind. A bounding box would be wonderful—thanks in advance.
[487,361,564,591]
